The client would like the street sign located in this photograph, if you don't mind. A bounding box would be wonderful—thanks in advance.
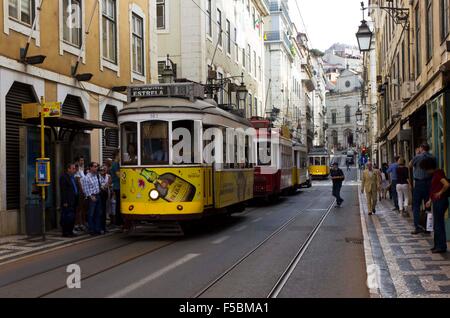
[22,103,40,119]
[22,102,62,119]
[41,102,61,118]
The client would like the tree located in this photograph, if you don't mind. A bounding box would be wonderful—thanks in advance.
[310,49,325,57]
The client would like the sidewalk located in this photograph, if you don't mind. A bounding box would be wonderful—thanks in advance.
[359,189,450,298]
[0,229,119,266]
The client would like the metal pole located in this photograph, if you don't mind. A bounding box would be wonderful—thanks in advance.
[40,96,46,241]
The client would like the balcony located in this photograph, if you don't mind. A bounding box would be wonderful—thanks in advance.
[264,31,293,57]
[269,1,292,26]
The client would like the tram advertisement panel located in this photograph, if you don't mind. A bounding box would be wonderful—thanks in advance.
[120,168,204,215]
[214,170,254,209]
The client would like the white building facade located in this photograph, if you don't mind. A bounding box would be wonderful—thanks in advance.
[156,0,269,117]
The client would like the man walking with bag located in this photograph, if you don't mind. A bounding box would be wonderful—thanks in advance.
[331,162,345,207]
[362,161,380,215]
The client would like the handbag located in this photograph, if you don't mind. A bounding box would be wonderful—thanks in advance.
[426,211,434,232]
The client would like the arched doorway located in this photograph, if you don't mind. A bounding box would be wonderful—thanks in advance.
[344,129,354,148]
[331,130,338,148]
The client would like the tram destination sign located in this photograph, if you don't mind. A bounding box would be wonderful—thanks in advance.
[128,83,205,102]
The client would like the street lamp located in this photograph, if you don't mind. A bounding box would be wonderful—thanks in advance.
[355,108,363,122]
[356,2,373,52]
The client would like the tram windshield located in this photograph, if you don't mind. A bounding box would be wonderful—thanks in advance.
[121,122,138,166]
[141,121,169,165]
[257,141,272,166]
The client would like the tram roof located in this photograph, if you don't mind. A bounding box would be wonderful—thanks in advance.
[308,148,330,156]
[120,97,252,127]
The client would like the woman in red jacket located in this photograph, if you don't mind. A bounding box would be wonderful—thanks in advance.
[421,158,450,254]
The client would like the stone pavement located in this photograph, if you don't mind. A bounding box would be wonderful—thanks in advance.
[359,188,450,298]
[0,230,118,266]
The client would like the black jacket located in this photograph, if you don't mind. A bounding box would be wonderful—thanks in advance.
[60,173,79,208]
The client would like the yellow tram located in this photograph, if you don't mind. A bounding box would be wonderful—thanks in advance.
[308,148,330,179]
[118,83,255,224]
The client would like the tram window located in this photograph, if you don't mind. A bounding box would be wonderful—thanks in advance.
[121,122,138,166]
[321,157,326,166]
[172,120,196,165]
[309,157,314,166]
[314,157,321,166]
[257,141,271,166]
[141,121,169,165]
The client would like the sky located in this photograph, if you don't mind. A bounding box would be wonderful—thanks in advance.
[289,0,364,52]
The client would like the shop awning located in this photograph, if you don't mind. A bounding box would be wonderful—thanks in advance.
[25,115,118,130]
[402,66,447,120]
[388,119,401,141]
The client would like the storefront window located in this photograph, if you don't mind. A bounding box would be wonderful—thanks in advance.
[141,121,169,165]
[121,122,138,166]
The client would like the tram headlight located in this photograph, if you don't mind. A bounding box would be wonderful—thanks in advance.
[150,189,160,201]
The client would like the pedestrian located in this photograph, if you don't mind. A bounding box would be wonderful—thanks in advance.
[379,163,390,201]
[361,161,380,215]
[98,165,112,234]
[387,156,401,211]
[59,163,79,237]
[421,158,450,254]
[74,156,88,233]
[330,162,345,207]
[346,158,351,172]
[396,158,411,217]
[111,150,123,227]
[409,143,436,235]
[81,162,102,236]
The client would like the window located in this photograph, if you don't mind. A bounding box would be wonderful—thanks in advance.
[132,13,144,75]
[252,7,256,30]
[254,97,258,117]
[426,0,433,62]
[217,72,224,104]
[217,9,222,47]
[62,0,82,48]
[258,56,262,81]
[121,122,138,166]
[248,44,251,73]
[415,4,422,76]
[206,0,212,36]
[9,0,34,25]
[248,93,253,118]
[102,0,117,63]
[242,46,246,68]
[156,0,166,30]
[345,106,351,124]
[226,19,231,55]
[234,27,238,61]
[440,0,449,42]
[332,112,337,125]
[141,121,169,165]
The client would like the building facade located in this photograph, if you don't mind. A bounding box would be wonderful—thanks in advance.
[326,68,362,152]
[156,0,269,118]
[0,0,158,236]
[369,0,450,236]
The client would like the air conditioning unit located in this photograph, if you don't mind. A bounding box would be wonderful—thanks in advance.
[391,100,403,116]
[401,81,416,101]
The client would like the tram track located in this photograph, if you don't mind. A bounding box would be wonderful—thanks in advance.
[193,198,336,298]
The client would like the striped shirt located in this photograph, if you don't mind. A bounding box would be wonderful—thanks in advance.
[81,172,101,197]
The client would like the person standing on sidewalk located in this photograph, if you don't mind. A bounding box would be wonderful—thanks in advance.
[82,162,102,236]
[362,161,380,215]
[410,144,436,235]
[59,163,79,237]
[396,158,411,217]
[331,162,345,207]
[422,158,450,254]
[74,156,87,233]
[387,156,401,211]
[111,150,123,227]
[98,165,112,234]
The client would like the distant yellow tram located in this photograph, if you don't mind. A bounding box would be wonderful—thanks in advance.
[118,83,255,227]
[308,148,330,179]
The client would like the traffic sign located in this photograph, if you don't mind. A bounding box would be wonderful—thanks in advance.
[22,102,61,119]
[41,102,61,118]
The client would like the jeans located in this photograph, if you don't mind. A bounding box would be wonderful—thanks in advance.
[413,179,432,230]
[390,180,399,209]
[396,183,410,211]
[433,198,449,251]
[87,194,102,234]
[333,183,343,204]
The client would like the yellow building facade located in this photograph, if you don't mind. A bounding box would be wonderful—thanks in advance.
[0,0,158,236]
